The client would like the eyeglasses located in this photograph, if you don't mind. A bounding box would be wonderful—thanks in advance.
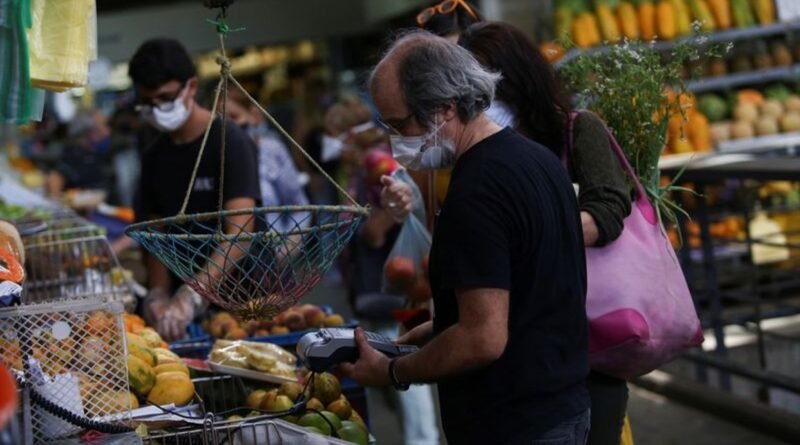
[377,113,415,135]
[135,83,188,113]
[416,0,479,27]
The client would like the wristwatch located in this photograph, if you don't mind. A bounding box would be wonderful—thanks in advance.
[388,358,410,391]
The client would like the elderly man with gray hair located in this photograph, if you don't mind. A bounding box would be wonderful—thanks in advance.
[341,30,591,445]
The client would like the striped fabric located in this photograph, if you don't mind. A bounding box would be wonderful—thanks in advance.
[0,0,44,124]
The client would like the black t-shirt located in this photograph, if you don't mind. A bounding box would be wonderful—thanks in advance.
[136,119,261,291]
[429,128,589,444]
[137,118,261,220]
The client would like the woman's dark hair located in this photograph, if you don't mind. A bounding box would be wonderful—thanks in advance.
[458,22,569,156]
[128,38,197,89]
[419,1,481,37]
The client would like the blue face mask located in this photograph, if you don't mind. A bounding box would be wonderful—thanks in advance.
[91,135,111,154]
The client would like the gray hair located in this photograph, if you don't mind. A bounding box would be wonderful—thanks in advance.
[372,30,500,127]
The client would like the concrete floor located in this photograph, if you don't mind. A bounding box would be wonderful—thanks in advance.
[303,280,795,445]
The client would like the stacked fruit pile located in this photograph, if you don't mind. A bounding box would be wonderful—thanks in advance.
[206,305,346,340]
[555,0,776,49]
[698,86,800,144]
[124,313,195,408]
[236,372,368,445]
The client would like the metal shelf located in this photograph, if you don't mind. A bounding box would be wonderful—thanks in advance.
[716,132,800,154]
[687,64,800,93]
[556,21,800,69]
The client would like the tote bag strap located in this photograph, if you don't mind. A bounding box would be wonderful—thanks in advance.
[566,109,657,224]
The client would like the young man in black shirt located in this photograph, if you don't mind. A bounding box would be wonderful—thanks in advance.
[129,38,261,340]
[342,31,590,444]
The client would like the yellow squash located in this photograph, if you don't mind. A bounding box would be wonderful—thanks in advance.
[617,2,640,40]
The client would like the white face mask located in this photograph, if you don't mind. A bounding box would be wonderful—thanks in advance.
[485,100,517,128]
[141,85,193,132]
[389,117,456,171]
[321,121,376,162]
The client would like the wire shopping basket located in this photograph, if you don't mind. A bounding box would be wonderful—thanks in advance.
[126,5,368,320]
[22,234,135,310]
[0,298,132,443]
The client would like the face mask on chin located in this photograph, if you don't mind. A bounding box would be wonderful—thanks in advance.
[141,85,193,132]
[389,115,456,171]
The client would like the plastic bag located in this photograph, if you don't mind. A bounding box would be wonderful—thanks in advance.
[382,169,433,302]
[27,0,96,91]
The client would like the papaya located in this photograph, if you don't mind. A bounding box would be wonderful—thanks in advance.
[154,362,190,377]
[638,0,657,40]
[731,0,755,27]
[707,0,731,28]
[656,0,677,39]
[153,347,181,365]
[127,339,157,367]
[136,328,164,349]
[617,1,640,40]
[749,0,774,25]
[670,0,692,35]
[687,0,716,31]
[147,372,195,407]
[595,2,621,42]
[127,354,156,396]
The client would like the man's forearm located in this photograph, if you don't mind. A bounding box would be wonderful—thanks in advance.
[394,323,500,384]
[146,253,171,292]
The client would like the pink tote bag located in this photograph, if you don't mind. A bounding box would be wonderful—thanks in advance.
[567,111,704,379]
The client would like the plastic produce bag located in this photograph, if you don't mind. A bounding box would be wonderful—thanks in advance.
[382,214,431,298]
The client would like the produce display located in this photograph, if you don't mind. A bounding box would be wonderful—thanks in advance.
[554,0,776,49]
[700,37,796,78]
[123,313,195,408]
[695,85,800,145]
[235,372,369,445]
[205,305,346,340]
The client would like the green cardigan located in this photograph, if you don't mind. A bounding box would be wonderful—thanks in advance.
[568,112,632,246]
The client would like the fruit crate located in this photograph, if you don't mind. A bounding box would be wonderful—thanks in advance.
[21,233,135,310]
[0,298,132,444]
[143,375,357,445]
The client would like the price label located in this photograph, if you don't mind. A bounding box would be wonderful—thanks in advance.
[776,0,800,22]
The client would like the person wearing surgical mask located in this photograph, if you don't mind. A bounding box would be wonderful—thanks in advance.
[128,38,262,341]
[323,95,441,445]
[344,31,591,445]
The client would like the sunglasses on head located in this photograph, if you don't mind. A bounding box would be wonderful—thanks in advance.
[416,0,479,27]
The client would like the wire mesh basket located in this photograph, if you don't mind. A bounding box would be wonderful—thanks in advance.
[21,234,135,310]
[0,298,132,443]
[125,8,369,321]
[126,205,366,321]
[142,375,354,445]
